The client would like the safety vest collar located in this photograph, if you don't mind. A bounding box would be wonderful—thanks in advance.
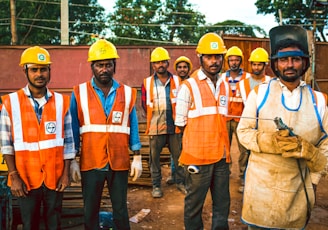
[22,84,53,99]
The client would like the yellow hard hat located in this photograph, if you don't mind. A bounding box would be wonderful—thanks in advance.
[225,46,243,60]
[196,33,227,55]
[88,39,119,62]
[174,56,193,73]
[150,47,170,62]
[19,46,52,66]
[248,48,269,63]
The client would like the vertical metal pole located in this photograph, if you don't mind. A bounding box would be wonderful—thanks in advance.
[278,9,283,25]
[312,5,317,89]
[61,0,69,45]
[10,0,17,45]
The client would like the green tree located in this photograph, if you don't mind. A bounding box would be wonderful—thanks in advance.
[108,0,206,45]
[0,0,106,45]
[210,20,267,37]
[255,0,327,42]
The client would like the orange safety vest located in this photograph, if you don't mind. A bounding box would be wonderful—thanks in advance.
[237,75,272,104]
[143,74,180,134]
[222,71,251,122]
[3,89,69,191]
[179,75,231,165]
[73,81,136,171]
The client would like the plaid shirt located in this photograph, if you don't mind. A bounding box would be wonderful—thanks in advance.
[0,85,76,159]
[142,72,176,135]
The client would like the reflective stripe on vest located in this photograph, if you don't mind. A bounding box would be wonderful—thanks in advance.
[144,74,180,134]
[10,92,64,151]
[79,82,131,134]
[145,77,153,108]
[187,77,229,117]
[144,75,180,108]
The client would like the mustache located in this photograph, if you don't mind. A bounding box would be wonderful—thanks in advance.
[100,72,111,77]
[283,67,297,73]
[209,64,220,68]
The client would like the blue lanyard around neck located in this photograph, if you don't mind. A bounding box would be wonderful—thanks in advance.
[281,87,303,112]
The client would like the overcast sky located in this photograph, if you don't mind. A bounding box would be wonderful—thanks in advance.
[98,0,279,34]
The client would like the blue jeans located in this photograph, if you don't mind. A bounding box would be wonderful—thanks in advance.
[18,184,63,230]
[184,159,230,230]
[81,169,130,230]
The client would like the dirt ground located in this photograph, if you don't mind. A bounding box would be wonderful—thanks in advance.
[124,138,328,230]
[11,137,328,230]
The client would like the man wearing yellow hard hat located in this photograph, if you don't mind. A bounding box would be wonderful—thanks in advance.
[234,47,272,193]
[175,33,231,229]
[69,39,142,230]
[221,46,251,193]
[141,47,186,198]
[174,56,193,81]
[165,56,193,186]
[1,46,76,229]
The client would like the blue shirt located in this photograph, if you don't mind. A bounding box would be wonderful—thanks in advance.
[70,78,141,153]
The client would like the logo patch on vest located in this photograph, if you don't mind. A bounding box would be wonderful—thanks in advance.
[219,95,227,106]
[45,121,56,134]
[112,111,123,123]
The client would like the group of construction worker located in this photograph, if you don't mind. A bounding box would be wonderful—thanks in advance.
[1,24,328,230]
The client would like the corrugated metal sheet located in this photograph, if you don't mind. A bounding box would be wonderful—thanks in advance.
[0,37,327,93]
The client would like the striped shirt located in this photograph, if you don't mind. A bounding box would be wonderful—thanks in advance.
[224,69,244,93]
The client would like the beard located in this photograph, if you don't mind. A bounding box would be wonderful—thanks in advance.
[276,69,301,82]
[27,76,49,89]
[252,70,261,75]
[229,64,240,71]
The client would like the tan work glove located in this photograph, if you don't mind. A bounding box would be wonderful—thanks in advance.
[274,130,299,152]
[70,159,81,183]
[279,136,327,172]
[257,130,290,154]
[130,155,142,181]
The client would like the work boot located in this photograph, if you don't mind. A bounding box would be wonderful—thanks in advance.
[166,175,175,185]
[176,183,187,195]
[152,187,163,198]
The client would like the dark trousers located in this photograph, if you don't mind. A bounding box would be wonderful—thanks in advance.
[226,120,249,179]
[149,133,185,187]
[184,159,230,230]
[18,184,63,230]
[81,169,130,230]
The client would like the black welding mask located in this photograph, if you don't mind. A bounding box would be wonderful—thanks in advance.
[269,25,310,77]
